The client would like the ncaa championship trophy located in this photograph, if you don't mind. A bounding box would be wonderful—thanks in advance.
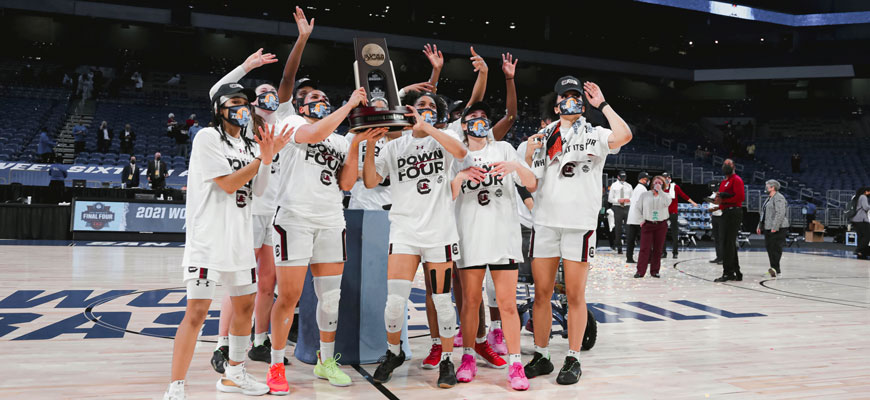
[348,38,411,133]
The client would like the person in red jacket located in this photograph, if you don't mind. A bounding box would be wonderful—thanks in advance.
[714,159,745,282]
[661,172,697,259]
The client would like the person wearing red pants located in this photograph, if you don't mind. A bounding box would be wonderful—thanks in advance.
[634,175,671,278]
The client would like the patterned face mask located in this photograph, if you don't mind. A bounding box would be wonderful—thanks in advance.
[417,108,438,125]
[463,117,491,138]
[224,104,252,127]
[255,91,279,111]
[557,96,583,115]
[302,101,332,119]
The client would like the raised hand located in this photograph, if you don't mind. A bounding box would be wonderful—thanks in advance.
[352,127,388,146]
[423,43,444,70]
[404,106,427,132]
[402,82,436,94]
[501,52,518,79]
[583,81,605,109]
[458,166,487,184]
[293,6,314,37]
[255,124,295,163]
[346,87,368,108]
[470,46,488,74]
[243,48,278,73]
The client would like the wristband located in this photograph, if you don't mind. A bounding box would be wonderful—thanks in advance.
[597,101,610,110]
[254,156,262,163]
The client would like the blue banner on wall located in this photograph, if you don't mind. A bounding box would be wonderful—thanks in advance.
[71,200,186,233]
[0,161,188,188]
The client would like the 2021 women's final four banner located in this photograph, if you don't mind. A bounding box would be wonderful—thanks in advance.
[72,200,186,233]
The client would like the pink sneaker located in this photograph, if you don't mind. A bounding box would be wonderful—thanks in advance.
[453,330,463,347]
[455,354,477,383]
[507,362,529,391]
[487,328,508,355]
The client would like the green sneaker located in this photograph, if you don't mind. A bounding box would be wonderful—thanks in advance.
[314,351,352,387]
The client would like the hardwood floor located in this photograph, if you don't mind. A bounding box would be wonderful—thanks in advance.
[1,243,868,399]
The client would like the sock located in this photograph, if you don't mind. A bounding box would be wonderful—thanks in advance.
[320,341,335,361]
[509,354,522,365]
[168,380,184,392]
[253,332,267,347]
[228,334,248,363]
[271,348,285,365]
[535,345,550,359]
[567,349,581,359]
[432,337,441,346]
[440,351,452,362]
[388,342,401,356]
[463,347,475,356]
[490,320,502,331]
[225,361,244,376]
[216,336,228,350]
[475,335,486,344]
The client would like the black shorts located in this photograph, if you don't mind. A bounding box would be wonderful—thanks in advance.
[463,262,519,271]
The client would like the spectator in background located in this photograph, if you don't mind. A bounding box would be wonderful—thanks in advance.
[38,128,55,163]
[121,155,140,188]
[48,162,68,203]
[757,180,789,277]
[120,123,135,155]
[746,143,756,160]
[662,172,697,259]
[166,73,181,85]
[48,162,67,182]
[185,114,196,129]
[803,200,817,228]
[851,187,870,260]
[167,113,178,135]
[73,123,86,154]
[131,71,143,92]
[175,124,189,158]
[634,175,671,278]
[791,152,801,173]
[608,171,633,254]
[714,159,745,282]
[625,172,650,263]
[147,152,168,190]
[188,120,202,142]
[707,184,724,264]
[97,121,112,153]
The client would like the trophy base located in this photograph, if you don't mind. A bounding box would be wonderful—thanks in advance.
[348,107,411,133]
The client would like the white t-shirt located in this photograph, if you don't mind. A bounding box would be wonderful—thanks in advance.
[532,118,616,230]
[347,133,391,210]
[608,180,633,206]
[252,102,295,216]
[454,141,527,267]
[627,183,648,225]
[274,115,349,229]
[182,127,259,271]
[375,130,460,247]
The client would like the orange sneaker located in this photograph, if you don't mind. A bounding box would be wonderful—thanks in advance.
[267,363,290,396]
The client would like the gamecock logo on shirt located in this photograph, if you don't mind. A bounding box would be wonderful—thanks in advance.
[561,162,576,177]
[417,178,431,195]
[477,190,490,206]
[320,170,333,186]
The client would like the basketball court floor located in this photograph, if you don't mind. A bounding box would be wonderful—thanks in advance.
[1,242,868,399]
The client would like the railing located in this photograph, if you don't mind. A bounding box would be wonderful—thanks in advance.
[702,170,714,184]
[672,158,683,179]
[692,167,704,184]
[712,155,724,167]
[746,190,762,212]
[752,170,765,183]
[825,207,847,227]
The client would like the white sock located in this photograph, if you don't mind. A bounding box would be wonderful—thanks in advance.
[271,348,285,365]
[254,332,267,347]
[432,337,441,346]
[168,380,184,392]
[228,334,248,363]
[535,345,550,359]
[440,352,452,362]
[509,354,522,365]
[567,349,581,359]
[216,336,228,350]
[225,361,244,376]
[388,342,401,356]
[475,335,486,344]
[320,341,335,361]
[490,320,502,331]
[463,347,475,356]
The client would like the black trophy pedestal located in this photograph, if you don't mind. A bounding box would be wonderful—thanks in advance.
[348,107,411,133]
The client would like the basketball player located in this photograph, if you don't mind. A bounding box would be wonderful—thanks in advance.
[451,94,537,390]
[163,83,293,400]
[362,102,469,388]
[522,77,632,385]
[268,86,384,394]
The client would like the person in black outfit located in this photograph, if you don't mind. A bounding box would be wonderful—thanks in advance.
[97,121,112,153]
[147,152,168,190]
[119,124,135,155]
[121,156,140,188]
[714,159,745,282]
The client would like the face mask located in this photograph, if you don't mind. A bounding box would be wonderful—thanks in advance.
[130,159,136,164]
[255,91,279,111]
[417,108,438,125]
[155,156,161,161]
[302,101,331,119]
[464,117,492,138]
[722,165,734,175]
[557,96,583,115]
[654,182,663,191]
[224,104,252,127]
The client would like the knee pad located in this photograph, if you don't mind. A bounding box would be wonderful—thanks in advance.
[431,292,457,338]
[384,279,411,333]
[313,275,342,332]
[484,269,498,308]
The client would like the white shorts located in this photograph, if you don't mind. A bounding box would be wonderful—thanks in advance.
[529,225,596,263]
[389,242,461,263]
[273,223,346,266]
[183,266,257,300]
[252,214,274,248]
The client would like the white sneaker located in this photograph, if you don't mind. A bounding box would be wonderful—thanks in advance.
[767,268,778,278]
[163,381,186,400]
[217,363,270,396]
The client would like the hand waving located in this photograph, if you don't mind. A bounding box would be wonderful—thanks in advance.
[583,81,605,109]
[501,52,518,79]
[293,6,314,37]
[242,48,278,73]
[470,47,488,74]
